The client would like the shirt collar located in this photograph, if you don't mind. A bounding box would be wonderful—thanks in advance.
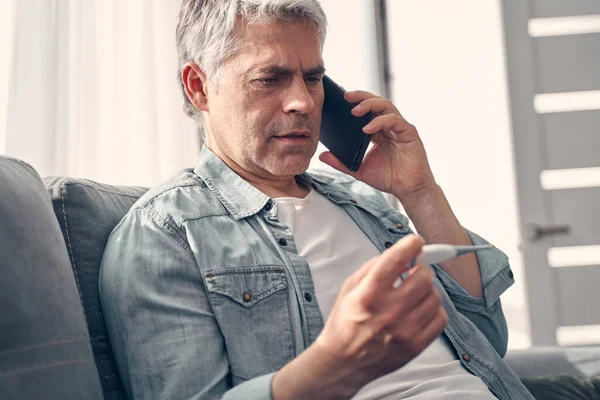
[193,146,357,220]
[193,147,271,220]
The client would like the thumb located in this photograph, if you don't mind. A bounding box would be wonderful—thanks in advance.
[318,151,359,178]
[365,234,424,287]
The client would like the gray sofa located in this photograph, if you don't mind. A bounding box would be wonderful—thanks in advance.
[1,154,598,399]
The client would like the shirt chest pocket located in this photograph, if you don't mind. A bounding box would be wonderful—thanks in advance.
[204,266,295,384]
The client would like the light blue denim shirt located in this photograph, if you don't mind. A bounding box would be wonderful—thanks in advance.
[99,146,534,400]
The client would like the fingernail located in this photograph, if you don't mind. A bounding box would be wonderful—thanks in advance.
[363,123,373,132]
[351,105,360,115]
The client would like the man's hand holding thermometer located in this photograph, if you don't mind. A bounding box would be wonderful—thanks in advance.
[280,237,492,399]
[393,244,495,288]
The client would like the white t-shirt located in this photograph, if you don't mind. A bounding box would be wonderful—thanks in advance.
[273,189,496,399]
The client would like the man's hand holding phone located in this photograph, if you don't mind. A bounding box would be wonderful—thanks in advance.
[319,87,437,203]
[319,85,486,298]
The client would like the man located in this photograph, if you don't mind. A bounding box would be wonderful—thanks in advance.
[100,1,534,399]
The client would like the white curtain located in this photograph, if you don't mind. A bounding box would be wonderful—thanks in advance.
[1,0,198,187]
[0,0,382,188]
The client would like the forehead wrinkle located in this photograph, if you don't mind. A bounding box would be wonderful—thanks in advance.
[231,23,325,80]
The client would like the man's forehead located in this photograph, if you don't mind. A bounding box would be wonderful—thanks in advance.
[234,44,324,77]
[234,21,323,66]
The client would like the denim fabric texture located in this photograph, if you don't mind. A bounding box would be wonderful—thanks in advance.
[0,156,103,400]
[100,146,535,400]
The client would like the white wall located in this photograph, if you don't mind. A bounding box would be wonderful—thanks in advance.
[320,1,380,94]
[0,0,15,153]
[387,0,530,349]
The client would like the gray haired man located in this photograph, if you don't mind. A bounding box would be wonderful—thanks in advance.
[100,1,539,399]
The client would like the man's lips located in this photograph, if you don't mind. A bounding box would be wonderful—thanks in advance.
[272,131,312,145]
[274,130,311,138]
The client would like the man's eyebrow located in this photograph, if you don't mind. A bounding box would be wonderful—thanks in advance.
[249,65,326,76]
[304,66,326,75]
[256,66,293,75]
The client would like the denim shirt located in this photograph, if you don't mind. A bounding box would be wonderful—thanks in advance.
[99,147,534,400]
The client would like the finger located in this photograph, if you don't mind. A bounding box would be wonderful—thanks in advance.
[399,286,442,332]
[363,113,413,137]
[402,263,434,284]
[409,307,448,351]
[318,151,361,177]
[344,90,380,103]
[391,305,447,354]
[389,264,435,310]
[365,235,424,287]
[351,97,399,117]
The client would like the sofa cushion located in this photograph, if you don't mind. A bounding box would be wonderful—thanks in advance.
[44,177,147,400]
[0,156,103,400]
[505,346,600,378]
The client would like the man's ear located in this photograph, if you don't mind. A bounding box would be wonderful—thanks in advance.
[182,62,210,112]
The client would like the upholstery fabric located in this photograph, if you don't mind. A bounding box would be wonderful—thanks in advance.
[506,346,600,378]
[44,177,147,400]
[0,156,103,400]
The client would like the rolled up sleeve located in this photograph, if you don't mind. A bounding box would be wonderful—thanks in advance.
[432,229,514,356]
[99,208,274,399]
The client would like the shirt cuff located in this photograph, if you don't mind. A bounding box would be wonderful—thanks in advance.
[432,229,514,312]
[222,373,275,400]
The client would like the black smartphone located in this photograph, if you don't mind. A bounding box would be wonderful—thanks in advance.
[319,75,374,171]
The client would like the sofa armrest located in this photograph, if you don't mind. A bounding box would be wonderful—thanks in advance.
[505,346,600,379]
[0,155,103,400]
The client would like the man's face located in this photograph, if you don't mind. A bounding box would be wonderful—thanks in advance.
[203,21,325,179]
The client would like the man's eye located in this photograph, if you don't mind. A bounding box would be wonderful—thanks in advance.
[306,76,323,85]
[258,78,277,86]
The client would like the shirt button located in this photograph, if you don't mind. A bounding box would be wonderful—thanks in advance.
[396,223,404,229]
[350,199,357,204]
[304,292,312,302]
[264,202,273,211]
[385,241,394,248]
[278,238,288,247]
[462,353,471,362]
[243,292,251,302]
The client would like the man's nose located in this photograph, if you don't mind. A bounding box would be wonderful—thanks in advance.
[282,78,316,114]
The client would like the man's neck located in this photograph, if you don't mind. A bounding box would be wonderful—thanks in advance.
[243,173,310,199]
[209,147,310,199]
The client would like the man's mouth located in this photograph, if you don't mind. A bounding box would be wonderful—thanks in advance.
[274,130,310,139]
[273,130,311,142]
